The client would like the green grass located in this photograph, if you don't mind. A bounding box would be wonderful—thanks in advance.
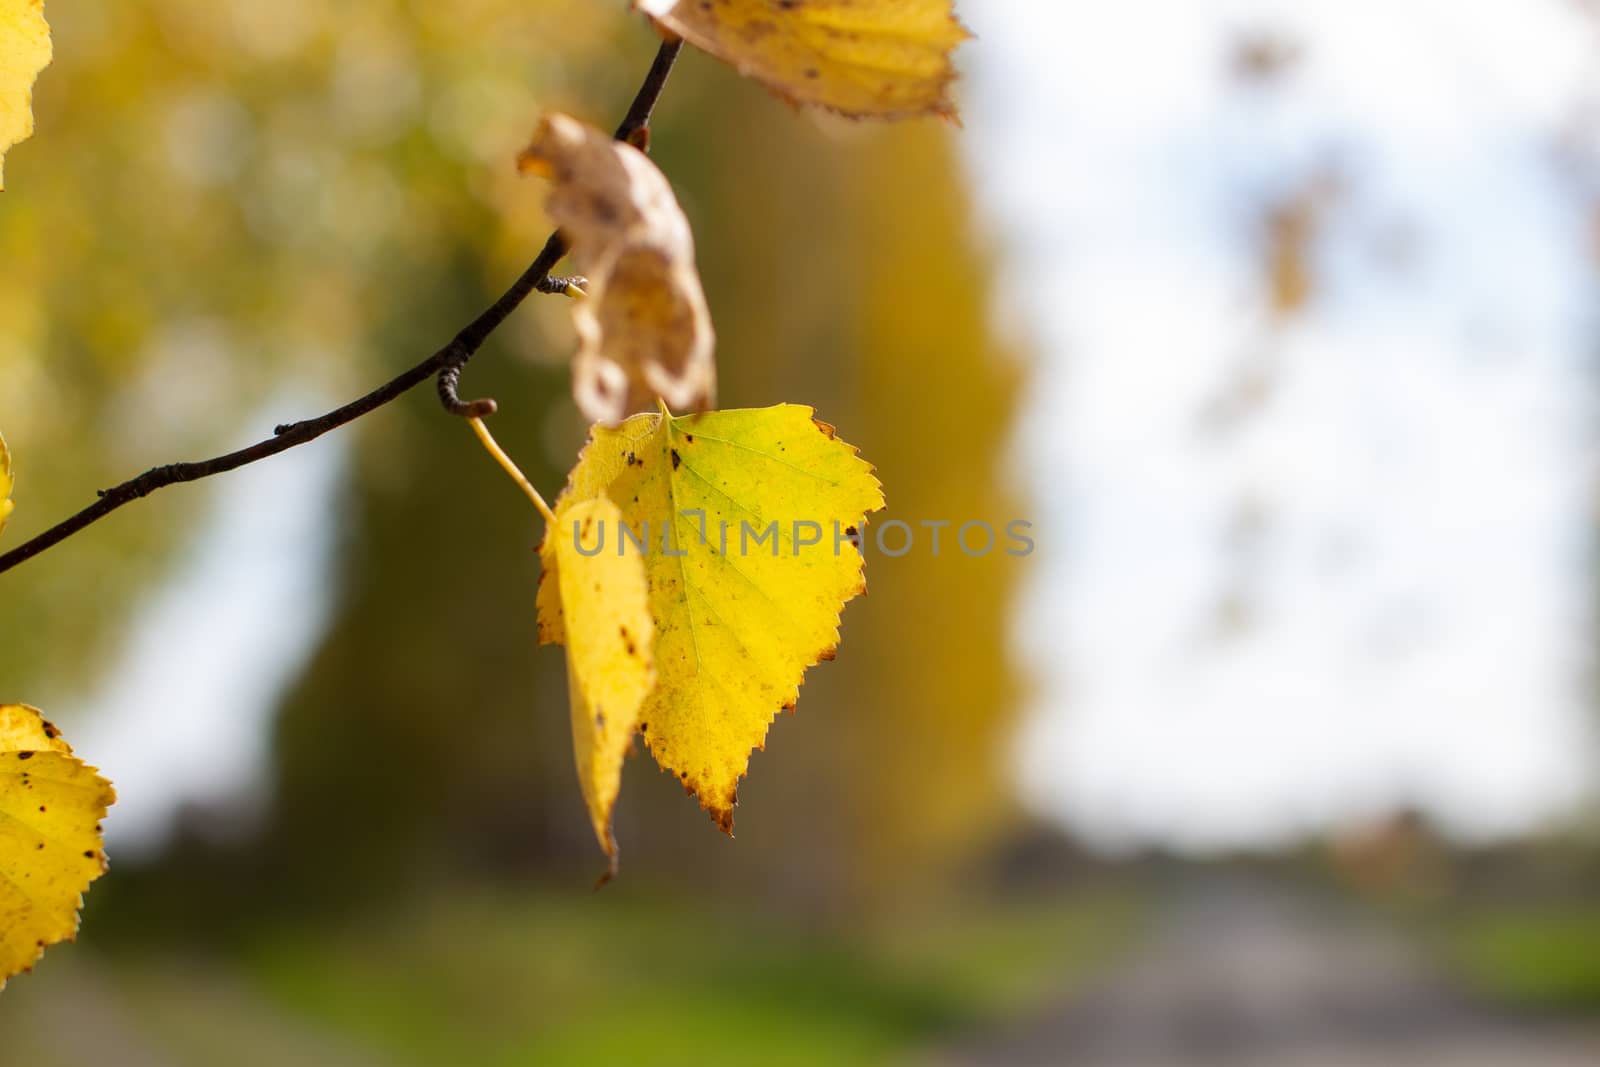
[234,885,1137,1067]
[1440,907,1600,1012]
[0,883,1136,1067]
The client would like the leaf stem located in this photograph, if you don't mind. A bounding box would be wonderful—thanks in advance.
[466,417,557,527]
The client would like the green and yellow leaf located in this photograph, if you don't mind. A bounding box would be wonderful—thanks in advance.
[0,704,115,989]
[553,497,655,871]
[540,404,883,835]
[636,0,970,121]
[0,0,52,190]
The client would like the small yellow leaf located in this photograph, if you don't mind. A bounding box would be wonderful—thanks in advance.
[541,405,883,832]
[552,497,656,869]
[636,0,970,121]
[521,113,716,425]
[0,704,115,989]
[0,429,13,540]
[0,0,52,190]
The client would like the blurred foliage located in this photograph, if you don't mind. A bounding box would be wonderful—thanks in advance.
[0,0,641,705]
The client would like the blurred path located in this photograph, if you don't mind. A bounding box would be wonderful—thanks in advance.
[929,879,1600,1067]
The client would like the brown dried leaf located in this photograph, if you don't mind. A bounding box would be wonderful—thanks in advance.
[520,113,716,425]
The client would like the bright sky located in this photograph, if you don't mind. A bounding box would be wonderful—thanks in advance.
[73,399,343,856]
[964,0,1600,849]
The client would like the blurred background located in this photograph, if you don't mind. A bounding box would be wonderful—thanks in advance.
[2,0,1599,1063]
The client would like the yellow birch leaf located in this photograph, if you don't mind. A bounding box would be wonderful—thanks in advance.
[519,113,716,425]
[0,0,51,190]
[0,429,13,540]
[552,497,656,871]
[636,0,970,121]
[540,404,883,832]
[0,704,115,989]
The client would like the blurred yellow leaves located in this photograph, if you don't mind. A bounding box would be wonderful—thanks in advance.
[0,0,49,190]
[636,0,969,120]
[553,497,655,870]
[539,404,883,857]
[520,113,716,426]
[0,704,114,989]
[0,430,13,541]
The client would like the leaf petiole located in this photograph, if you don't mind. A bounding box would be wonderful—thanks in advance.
[467,417,558,527]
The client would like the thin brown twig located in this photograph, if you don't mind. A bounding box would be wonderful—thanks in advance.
[0,37,684,579]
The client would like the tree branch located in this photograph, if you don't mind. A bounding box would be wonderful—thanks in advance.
[0,36,684,579]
